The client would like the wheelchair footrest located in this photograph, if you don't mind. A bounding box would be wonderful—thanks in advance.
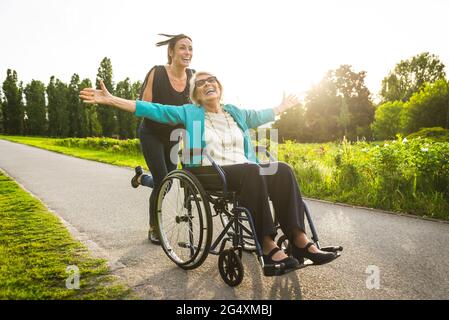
[320,245,343,253]
[263,263,300,277]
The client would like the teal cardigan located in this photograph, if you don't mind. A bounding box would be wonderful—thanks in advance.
[134,100,275,167]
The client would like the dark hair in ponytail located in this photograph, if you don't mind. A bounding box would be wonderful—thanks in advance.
[156,33,192,64]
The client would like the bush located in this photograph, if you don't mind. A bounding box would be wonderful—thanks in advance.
[407,127,449,142]
[54,137,141,155]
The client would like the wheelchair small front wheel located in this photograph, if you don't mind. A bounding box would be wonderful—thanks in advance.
[218,249,244,287]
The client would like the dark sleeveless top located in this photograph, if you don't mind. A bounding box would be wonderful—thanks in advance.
[139,65,194,136]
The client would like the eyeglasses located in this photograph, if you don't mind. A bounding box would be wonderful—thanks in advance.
[195,76,217,88]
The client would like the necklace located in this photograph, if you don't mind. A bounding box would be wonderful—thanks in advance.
[205,111,237,163]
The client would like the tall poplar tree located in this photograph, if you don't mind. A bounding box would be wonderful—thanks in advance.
[24,80,47,135]
[96,57,116,137]
[47,76,69,137]
[2,69,24,134]
[80,78,101,137]
[115,78,137,139]
[67,74,83,137]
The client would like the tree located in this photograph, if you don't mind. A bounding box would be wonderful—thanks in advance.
[380,52,446,103]
[80,78,102,137]
[2,69,24,135]
[400,79,449,134]
[304,65,374,142]
[132,80,143,137]
[272,103,308,142]
[339,96,350,137]
[0,90,3,133]
[67,74,85,137]
[96,57,116,137]
[47,76,69,137]
[371,101,404,140]
[115,78,138,139]
[24,80,47,136]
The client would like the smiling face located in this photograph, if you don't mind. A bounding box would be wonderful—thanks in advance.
[169,37,193,67]
[192,73,222,105]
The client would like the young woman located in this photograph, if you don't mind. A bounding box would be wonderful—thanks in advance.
[134,34,194,244]
[80,72,339,270]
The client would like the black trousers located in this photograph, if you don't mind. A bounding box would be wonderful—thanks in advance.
[214,162,306,243]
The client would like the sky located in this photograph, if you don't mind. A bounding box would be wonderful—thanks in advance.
[1,0,448,109]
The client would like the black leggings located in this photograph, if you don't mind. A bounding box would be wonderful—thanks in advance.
[138,125,178,227]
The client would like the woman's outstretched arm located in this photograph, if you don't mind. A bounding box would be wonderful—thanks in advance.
[79,80,185,125]
[79,80,136,112]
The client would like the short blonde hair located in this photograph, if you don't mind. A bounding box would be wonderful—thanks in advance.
[189,71,223,105]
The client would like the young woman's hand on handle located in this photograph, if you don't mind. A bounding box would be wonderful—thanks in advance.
[79,80,136,113]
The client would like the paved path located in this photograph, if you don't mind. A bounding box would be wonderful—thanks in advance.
[1,139,449,299]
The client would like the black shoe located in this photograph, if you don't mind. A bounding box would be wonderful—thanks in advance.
[292,242,338,265]
[131,166,143,188]
[148,228,161,245]
[263,247,299,276]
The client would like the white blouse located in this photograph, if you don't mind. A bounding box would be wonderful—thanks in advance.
[203,111,249,166]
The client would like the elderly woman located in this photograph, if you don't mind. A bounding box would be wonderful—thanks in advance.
[79,72,338,270]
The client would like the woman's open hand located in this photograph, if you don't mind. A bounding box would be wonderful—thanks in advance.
[79,80,112,105]
[274,93,299,115]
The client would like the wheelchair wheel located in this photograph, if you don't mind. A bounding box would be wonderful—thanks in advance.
[218,249,244,287]
[155,170,212,270]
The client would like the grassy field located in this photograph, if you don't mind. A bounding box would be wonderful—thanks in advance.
[1,134,448,220]
[0,135,146,169]
[0,171,131,299]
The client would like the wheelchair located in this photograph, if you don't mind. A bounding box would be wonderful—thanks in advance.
[153,146,342,287]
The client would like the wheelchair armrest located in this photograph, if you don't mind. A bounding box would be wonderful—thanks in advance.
[182,147,229,197]
[255,145,277,162]
[204,152,228,197]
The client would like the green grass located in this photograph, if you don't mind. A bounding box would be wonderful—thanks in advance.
[0,171,132,299]
[0,135,146,170]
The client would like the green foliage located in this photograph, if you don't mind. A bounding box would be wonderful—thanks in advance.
[54,137,141,155]
[372,101,404,140]
[0,92,3,133]
[24,80,47,135]
[47,76,70,137]
[96,57,116,137]
[407,127,449,142]
[67,74,83,137]
[278,138,449,220]
[2,69,24,135]
[272,103,307,142]
[380,52,446,103]
[115,78,138,139]
[304,65,374,142]
[80,78,102,137]
[400,79,449,134]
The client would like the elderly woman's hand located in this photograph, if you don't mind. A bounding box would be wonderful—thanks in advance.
[79,80,112,105]
[274,93,299,115]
